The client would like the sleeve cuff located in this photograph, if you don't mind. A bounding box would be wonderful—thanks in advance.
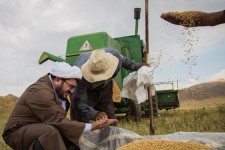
[83,123,92,132]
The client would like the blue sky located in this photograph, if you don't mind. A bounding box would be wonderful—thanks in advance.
[0,0,225,96]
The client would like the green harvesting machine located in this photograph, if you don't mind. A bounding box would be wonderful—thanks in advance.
[38,8,179,121]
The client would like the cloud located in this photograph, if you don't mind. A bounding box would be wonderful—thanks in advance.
[178,69,225,89]
[208,69,225,81]
[0,0,224,97]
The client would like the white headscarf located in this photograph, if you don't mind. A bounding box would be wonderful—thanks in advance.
[51,62,82,79]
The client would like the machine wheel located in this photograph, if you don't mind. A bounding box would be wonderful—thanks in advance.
[126,99,142,122]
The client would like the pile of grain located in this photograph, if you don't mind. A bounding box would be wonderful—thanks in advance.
[117,139,213,150]
[172,11,202,27]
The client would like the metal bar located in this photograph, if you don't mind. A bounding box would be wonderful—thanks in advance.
[145,0,155,135]
[134,8,141,35]
[145,0,149,53]
[135,20,139,35]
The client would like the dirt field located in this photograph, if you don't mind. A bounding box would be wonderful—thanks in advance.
[179,97,225,110]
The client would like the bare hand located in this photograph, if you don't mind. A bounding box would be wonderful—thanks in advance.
[161,12,182,25]
[91,119,118,131]
[160,11,207,27]
[95,112,108,121]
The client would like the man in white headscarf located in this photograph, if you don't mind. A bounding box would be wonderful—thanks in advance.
[2,62,118,150]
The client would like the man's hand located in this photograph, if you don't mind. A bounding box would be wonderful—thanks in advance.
[95,112,108,121]
[91,119,118,131]
[160,12,183,26]
[161,11,225,27]
[160,11,208,27]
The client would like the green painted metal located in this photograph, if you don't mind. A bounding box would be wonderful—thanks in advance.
[38,52,65,64]
[115,106,129,113]
[64,32,124,88]
[38,31,144,98]
[134,8,141,35]
[63,32,144,89]
[66,32,121,65]
[156,90,179,110]
[115,35,143,63]
[114,35,143,79]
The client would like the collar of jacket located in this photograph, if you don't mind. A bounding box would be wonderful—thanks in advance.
[46,73,70,112]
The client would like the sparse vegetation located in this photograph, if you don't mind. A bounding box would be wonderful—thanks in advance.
[0,97,225,150]
[117,104,225,135]
[0,97,16,150]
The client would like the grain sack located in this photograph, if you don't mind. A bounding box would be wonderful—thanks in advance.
[117,139,213,150]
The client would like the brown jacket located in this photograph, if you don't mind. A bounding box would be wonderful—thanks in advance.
[2,74,85,149]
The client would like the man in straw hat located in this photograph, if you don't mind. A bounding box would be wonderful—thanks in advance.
[2,62,118,150]
[71,47,149,123]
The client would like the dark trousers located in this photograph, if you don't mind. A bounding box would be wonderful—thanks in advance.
[3,123,79,150]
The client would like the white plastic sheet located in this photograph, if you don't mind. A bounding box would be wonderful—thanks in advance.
[79,126,225,150]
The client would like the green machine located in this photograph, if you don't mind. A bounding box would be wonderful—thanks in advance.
[38,32,143,120]
[38,8,147,121]
[38,8,179,121]
[154,81,180,110]
[39,32,143,89]
[157,90,179,110]
[38,32,142,88]
[39,32,144,120]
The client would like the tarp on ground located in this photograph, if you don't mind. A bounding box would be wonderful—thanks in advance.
[79,126,225,150]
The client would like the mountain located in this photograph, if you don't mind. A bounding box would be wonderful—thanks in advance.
[178,79,225,101]
[4,94,19,101]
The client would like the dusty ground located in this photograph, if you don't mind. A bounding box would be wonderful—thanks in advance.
[179,97,225,110]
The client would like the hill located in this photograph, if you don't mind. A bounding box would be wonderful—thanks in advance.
[178,79,225,101]
[4,94,19,101]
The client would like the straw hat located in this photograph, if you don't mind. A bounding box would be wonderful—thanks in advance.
[81,49,119,83]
